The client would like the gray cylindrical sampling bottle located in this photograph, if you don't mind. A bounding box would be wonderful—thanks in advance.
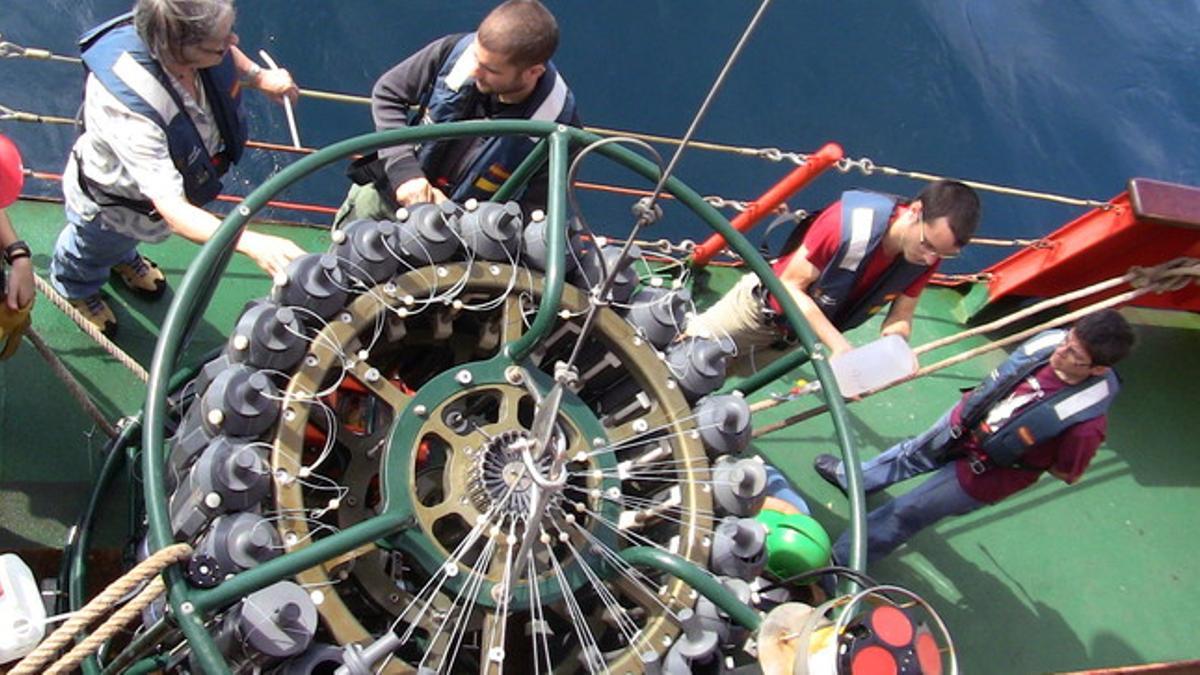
[458,199,524,261]
[333,218,401,285]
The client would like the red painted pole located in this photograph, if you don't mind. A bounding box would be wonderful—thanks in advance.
[691,141,843,266]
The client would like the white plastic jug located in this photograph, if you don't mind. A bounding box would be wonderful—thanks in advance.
[828,334,917,398]
[0,553,46,664]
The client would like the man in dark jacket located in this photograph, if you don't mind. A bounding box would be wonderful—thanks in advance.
[813,309,1135,564]
[334,0,579,225]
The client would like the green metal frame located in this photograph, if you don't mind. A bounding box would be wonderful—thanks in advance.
[64,353,222,675]
[127,119,866,673]
[619,547,761,632]
[65,417,138,675]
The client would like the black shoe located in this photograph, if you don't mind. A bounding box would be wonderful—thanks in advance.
[813,454,846,496]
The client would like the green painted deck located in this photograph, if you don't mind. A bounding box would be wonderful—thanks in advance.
[0,199,329,551]
[2,198,1198,672]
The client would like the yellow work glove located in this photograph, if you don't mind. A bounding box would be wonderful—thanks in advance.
[0,301,31,359]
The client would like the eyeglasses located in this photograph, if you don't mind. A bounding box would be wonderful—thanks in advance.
[193,44,228,58]
[918,220,961,260]
[1056,333,1093,368]
[189,31,236,59]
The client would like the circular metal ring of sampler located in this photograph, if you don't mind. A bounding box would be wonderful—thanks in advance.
[271,261,714,673]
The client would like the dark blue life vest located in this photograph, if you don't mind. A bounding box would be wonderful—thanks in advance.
[78,13,246,209]
[801,190,930,331]
[416,33,576,203]
[960,329,1120,468]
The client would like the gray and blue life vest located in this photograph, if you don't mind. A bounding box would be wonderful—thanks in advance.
[773,191,930,331]
[78,13,246,210]
[960,329,1120,468]
[416,33,576,202]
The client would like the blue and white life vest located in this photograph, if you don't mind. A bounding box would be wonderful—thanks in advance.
[416,33,576,202]
[79,13,246,208]
[803,190,930,331]
[960,329,1120,468]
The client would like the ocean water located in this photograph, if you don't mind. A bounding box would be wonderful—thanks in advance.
[2,0,1199,274]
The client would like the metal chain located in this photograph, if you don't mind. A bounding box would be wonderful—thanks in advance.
[703,195,750,212]
[835,157,877,175]
[752,146,811,166]
[13,139,1062,253]
[1,31,1112,211]
[837,154,1111,209]
[623,236,697,256]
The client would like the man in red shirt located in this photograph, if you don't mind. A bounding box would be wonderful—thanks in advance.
[686,180,980,370]
[813,309,1135,564]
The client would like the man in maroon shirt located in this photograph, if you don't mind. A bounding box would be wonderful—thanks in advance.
[813,309,1135,564]
[686,181,980,372]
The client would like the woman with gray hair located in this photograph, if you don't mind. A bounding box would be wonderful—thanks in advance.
[48,0,305,336]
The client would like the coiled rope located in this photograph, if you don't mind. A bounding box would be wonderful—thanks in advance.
[11,543,192,675]
[43,577,166,675]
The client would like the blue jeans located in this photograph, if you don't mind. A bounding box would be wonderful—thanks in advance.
[49,206,143,299]
[764,463,811,515]
[835,411,958,493]
[832,410,985,563]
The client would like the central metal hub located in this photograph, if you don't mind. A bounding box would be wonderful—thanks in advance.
[469,429,553,514]
[501,461,532,490]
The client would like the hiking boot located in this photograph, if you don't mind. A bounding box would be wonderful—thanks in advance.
[813,454,846,495]
[69,293,117,337]
[112,255,166,299]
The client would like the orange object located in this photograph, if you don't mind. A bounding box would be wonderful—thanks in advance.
[691,141,843,266]
[984,178,1200,312]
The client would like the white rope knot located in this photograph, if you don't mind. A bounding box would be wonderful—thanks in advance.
[1126,265,1153,289]
[1128,257,1200,292]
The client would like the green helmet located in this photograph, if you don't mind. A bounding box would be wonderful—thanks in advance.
[757,509,832,579]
